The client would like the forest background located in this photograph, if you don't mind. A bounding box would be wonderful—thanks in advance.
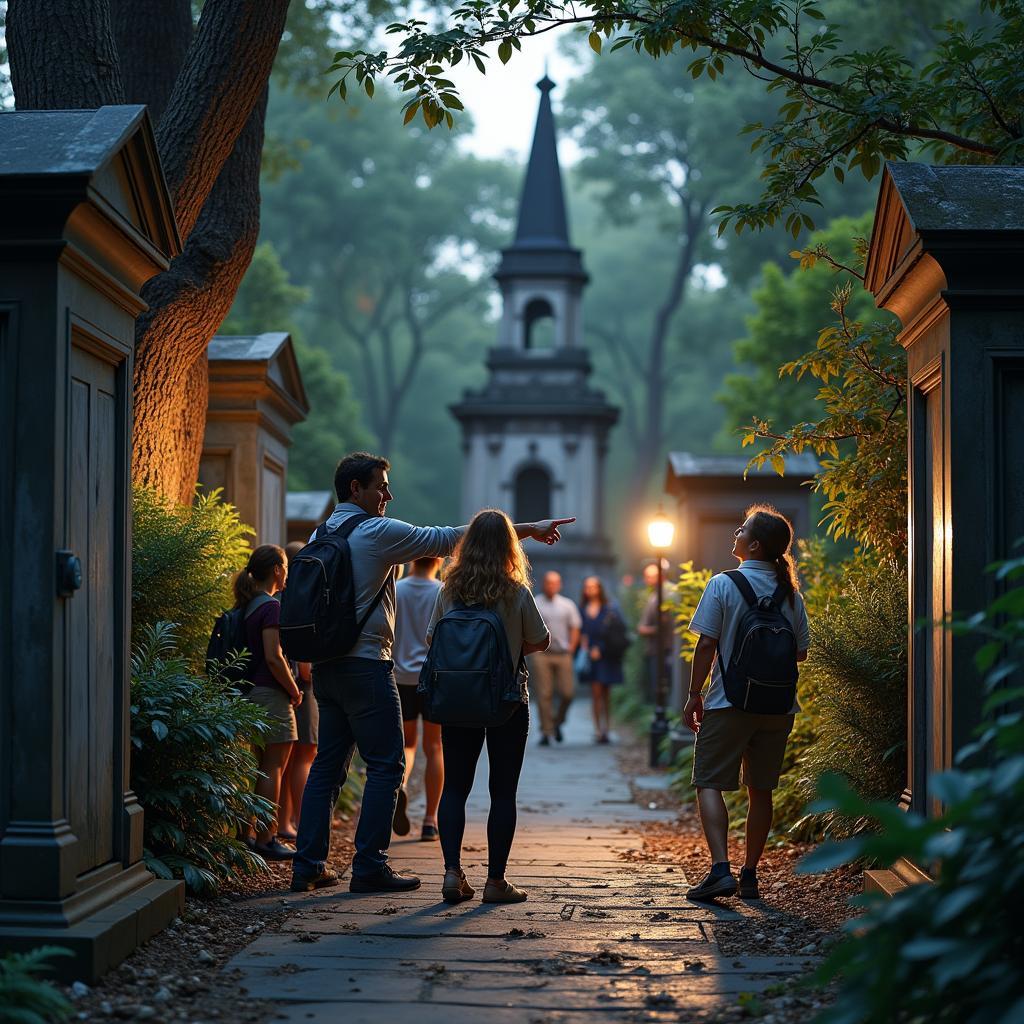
[0,0,976,542]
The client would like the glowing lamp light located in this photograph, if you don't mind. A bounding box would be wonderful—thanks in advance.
[647,508,675,550]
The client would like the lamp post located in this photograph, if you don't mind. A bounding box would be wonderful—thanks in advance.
[647,507,675,768]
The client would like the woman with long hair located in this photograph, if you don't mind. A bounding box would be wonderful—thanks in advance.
[683,504,809,902]
[426,509,550,904]
[578,576,625,744]
[234,544,304,861]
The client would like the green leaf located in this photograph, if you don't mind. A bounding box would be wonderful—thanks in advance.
[498,39,513,64]
[588,31,602,53]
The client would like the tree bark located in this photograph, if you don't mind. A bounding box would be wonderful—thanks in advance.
[110,0,193,125]
[155,0,290,239]
[7,0,125,108]
[133,89,270,503]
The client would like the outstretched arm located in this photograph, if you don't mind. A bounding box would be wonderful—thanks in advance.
[513,517,576,546]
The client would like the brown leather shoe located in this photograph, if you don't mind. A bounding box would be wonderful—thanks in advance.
[442,868,475,904]
[482,878,528,904]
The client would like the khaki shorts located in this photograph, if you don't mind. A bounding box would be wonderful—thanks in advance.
[692,708,794,791]
[246,685,298,745]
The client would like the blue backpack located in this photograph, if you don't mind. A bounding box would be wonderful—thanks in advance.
[417,603,524,728]
[721,570,799,715]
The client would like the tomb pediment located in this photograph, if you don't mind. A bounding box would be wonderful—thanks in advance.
[0,105,180,277]
[208,332,310,424]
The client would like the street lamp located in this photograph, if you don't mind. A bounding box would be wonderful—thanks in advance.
[647,507,675,768]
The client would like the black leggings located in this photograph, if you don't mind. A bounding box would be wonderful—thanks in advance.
[438,703,529,879]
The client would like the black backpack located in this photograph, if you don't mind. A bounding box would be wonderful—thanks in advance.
[601,607,632,660]
[278,514,388,664]
[206,593,276,691]
[417,603,524,728]
[721,570,799,715]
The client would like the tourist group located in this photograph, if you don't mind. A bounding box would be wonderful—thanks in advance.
[213,450,809,905]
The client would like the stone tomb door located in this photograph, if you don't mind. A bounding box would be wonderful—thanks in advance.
[67,340,121,875]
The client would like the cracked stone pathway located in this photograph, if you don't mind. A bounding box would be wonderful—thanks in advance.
[227,703,812,1022]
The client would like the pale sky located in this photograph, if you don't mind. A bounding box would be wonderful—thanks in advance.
[445,27,583,166]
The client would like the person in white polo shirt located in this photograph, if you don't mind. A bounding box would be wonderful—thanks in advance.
[683,504,810,903]
[530,571,582,746]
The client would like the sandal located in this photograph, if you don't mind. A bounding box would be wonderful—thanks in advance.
[482,878,528,904]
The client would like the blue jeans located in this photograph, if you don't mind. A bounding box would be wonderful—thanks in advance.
[294,658,404,879]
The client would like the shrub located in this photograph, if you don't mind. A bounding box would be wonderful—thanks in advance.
[798,552,1024,1024]
[132,486,253,667]
[130,623,274,894]
[790,554,907,838]
[0,947,72,1023]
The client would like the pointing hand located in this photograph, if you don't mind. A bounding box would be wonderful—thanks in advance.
[532,517,576,545]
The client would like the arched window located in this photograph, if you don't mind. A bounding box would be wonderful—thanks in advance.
[524,298,555,349]
[514,465,552,523]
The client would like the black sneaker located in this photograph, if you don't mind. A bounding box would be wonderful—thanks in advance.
[738,867,759,899]
[420,823,439,842]
[686,869,737,902]
[291,866,341,892]
[554,725,563,743]
[392,787,411,837]
[254,838,295,862]
[539,735,551,747]
[349,864,421,893]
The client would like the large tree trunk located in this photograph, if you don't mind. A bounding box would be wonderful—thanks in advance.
[110,0,193,124]
[7,0,125,107]
[133,90,270,502]
[8,0,291,501]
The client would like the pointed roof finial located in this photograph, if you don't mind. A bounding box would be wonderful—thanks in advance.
[512,72,568,245]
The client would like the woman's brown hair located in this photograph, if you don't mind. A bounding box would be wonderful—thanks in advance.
[580,576,609,607]
[745,504,800,606]
[442,509,531,609]
[232,544,285,608]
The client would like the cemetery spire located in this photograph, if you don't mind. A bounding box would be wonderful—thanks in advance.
[513,74,570,247]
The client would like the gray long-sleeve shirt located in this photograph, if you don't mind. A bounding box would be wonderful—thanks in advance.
[314,502,464,661]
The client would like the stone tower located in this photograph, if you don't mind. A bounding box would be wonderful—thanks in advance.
[451,76,619,598]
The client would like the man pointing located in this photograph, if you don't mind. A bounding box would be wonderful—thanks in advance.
[291,451,574,895]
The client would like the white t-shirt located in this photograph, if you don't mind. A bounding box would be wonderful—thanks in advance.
[688,560,810,712]
[533,593,582,654]
[393,575,443,687]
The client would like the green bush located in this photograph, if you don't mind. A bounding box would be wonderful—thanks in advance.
[794,555,907,837]
[799,552,1024,1024]
[132,486,253,667]
[0,947,71,1023]
[130,623,274,894]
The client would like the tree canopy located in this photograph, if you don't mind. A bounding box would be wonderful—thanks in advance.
[329,0,1021,236]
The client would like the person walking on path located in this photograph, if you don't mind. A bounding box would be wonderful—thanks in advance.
[683,505,809,902]
[637,561,674,703]
[291,451,574,895]
[234,545,303,862]
[426,510,551,905]
[530,571,581,746]
[277,542,319,844]
[393,555,445,841]
[578,576,626,744]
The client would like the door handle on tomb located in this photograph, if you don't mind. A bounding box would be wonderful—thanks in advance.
[56,550,83,598]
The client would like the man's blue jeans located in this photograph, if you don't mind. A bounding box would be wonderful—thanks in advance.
[294,657,404,880]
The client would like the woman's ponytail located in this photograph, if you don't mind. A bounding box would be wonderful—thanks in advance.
[232,544,285,608]
[745,505,800,606]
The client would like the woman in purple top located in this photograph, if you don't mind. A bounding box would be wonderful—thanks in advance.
[235,545,303,861]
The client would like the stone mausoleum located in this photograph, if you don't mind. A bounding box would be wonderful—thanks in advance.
[452,77,619,597]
